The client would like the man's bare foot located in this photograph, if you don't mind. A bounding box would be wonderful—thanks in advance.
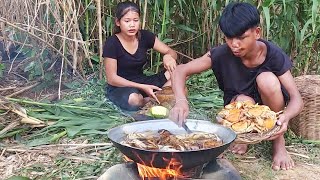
[230,143,248,155]
[272,135,294,171]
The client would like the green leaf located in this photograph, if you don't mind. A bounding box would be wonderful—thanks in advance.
[66,126,82,137]
[311,0,319,32]
[90,55,100,63]
[27,136,52,146]
[6,176,31,180]
[282,0,286,12]
[0,63,5,78]
[162,38,174,43]
[44,72,54,81]
[24,61,35,72]
[63,81,82,89]
[88,4,96,10]
[176,24,197,33]
[262,6,271,40]
[262,0,275,7]
[300,18,312,45]
[77,129,109,136]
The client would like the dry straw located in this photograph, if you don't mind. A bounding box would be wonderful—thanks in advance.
[0,0,95,97]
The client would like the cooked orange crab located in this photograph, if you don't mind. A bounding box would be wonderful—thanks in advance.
[231,120,250,133]
[225,101,254,110]
[217,101,280,133]
[245,105,270,117]
[225,108,242,122]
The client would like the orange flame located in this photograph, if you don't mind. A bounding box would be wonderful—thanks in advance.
[123,154,189,180]
[137,157,186,180]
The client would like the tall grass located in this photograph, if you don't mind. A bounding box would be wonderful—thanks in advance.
[0,0,319,79]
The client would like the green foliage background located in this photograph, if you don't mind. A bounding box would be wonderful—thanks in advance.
[1,0,319,80]
[99,0,320,75]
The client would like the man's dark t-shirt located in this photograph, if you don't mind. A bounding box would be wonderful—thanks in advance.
[102,30,156,81]
[210,39,292,105]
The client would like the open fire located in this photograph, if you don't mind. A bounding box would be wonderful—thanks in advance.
[124,155,200,180]
[137,157,186,180]
[104,120,240,180]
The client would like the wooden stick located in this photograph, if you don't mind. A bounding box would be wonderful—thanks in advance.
[0,86,17,91]
[175,51,194,61]
[63,156,98,162]
[169,32,207,47]
[11,72,29,83]
[0,149,37,152]
[6,82,40,98]
[0,121,20,136]
[58,0,67,100]
[288,152,310,159]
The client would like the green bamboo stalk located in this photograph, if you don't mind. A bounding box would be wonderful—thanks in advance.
[85,0,90,42]
[156,0,168,73]
[0,129,25,139]
[50,130,67,142]
[150,1,158,69]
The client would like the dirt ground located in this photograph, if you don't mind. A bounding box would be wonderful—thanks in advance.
[229,143,320,180]
[232,156,320,180]
[1,139,319,179]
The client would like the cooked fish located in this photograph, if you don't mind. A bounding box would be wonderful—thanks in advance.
[121,130,223,151]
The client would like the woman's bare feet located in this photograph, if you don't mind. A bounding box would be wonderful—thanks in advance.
[230,143,248,155]
[272,135,295,171]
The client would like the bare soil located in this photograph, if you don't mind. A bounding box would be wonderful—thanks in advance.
[1,140,319,179]
[229,143,320,180]
[232,157,320,180]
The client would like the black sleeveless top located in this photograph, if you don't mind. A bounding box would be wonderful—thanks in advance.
[102,30,156,81]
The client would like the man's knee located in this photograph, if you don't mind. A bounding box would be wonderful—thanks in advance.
[233,94,255,103]
[256,72,281,94]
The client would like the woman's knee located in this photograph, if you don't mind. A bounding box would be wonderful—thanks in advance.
[128,93,144,107]
[256,72,281,94]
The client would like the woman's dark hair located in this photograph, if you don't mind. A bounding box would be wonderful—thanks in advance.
[219,2,260,38]
[113,1,140,34]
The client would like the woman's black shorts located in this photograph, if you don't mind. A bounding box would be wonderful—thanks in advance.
[106,72,167,111]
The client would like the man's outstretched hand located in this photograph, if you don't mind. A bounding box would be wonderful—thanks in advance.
[267,113,289,140]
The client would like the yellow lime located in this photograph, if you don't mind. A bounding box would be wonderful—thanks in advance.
[150,106,169,118]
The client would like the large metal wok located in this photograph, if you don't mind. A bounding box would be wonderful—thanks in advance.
[107,119,236,170]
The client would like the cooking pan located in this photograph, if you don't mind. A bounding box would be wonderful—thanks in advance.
[107,119,236,170]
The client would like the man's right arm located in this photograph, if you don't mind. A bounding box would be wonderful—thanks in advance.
[169,51,213,126]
